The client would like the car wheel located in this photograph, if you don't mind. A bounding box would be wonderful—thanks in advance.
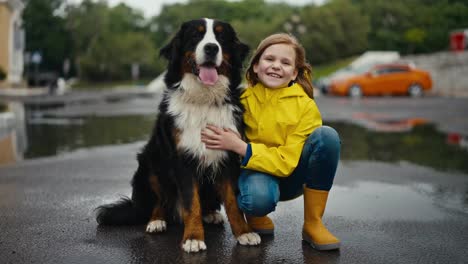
[408,84,423,97]
[349,85,362,98]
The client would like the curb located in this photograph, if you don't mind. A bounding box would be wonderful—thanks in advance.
[0,88,48,97]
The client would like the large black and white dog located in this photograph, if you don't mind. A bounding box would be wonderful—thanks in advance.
[96,18,260,253]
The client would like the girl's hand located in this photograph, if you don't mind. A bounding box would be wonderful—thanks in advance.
[201,125,247,156]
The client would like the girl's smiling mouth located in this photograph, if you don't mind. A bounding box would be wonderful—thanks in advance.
[267,73,282,78]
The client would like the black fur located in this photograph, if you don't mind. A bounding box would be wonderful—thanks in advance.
[96,18,249,226]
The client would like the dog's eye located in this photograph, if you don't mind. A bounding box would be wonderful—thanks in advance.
[197,25,206,33]
[215,32,229,44]
[188,30,204,40]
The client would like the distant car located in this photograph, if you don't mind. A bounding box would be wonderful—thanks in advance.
[317,66,366,94]
[317,51,401,95]
[328,64,432,97]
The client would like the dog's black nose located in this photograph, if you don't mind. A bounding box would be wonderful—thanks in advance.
[204,43,219,57]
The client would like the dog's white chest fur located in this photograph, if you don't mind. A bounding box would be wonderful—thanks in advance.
[167,74,239,169]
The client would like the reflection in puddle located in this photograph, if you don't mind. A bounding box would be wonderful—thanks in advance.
[329,122,468,174]
[24,115,155,159]
[329,181,468,221]
[1,108,468,176]
[0,133,20,165]
[28,117,85,125]
[0,102,26,166]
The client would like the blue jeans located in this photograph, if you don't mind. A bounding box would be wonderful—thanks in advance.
[237,126,341,216]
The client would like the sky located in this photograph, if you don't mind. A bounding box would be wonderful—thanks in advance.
[67,0,325,18]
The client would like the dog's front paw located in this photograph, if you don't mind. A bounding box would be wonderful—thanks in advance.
[237,232,261,246]
[146,220,167,233]
[203,211,224,224]
[182,239,207,253]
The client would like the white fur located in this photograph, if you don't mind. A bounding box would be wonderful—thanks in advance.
[195,18,222,66]
[237,232,261,246]
[182,239,207,253]
[146,220,167,233]
[167,73,239,172]
[203,211,224,224]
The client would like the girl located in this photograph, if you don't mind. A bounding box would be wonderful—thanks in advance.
[201,33,341,251]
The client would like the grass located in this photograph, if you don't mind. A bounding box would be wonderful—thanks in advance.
[72,78,153,90]
[312,56,356,79]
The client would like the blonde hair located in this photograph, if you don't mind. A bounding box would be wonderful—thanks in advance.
[246,33,314,98]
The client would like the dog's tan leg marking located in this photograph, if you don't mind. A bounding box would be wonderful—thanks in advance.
[146,175,167,233]
[219,180,261,245]
[181,183,206,252]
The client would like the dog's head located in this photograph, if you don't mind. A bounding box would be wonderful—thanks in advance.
[160,18,249,88]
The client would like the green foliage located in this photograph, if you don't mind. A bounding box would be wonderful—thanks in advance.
[330,122,468,174]
[233,3,294,49]
[355,0,468,54]
[65,0,158,81]
[21,0,468,85]
[149,0,293,54]
[22,0,72,73]
[300,0,370,64]
[404,28,427,53]
[78,32,156,81]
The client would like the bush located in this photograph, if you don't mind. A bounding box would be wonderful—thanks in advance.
[0,66,6,80]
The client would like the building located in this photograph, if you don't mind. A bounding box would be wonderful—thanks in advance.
[0,0,25,88]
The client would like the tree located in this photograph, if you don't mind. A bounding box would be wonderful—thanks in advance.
[300,0,369,64]
[353,0,468,54]
[148,0,295,60]
[22,0,72,74]
[79,32,156,81]
[404,28,427,53]
[231,0,294,50]
[65,0,157,81]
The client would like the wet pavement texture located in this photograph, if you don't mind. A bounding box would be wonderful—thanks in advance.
[1,143,467,264]
[1,94,468,263]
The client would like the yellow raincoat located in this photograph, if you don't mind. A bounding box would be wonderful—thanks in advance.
[240,82,322,177]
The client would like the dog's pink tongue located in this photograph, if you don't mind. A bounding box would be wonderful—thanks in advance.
[199,66,218,86]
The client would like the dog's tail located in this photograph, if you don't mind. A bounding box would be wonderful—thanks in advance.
[96,197,151,225]
[96,161,154,226]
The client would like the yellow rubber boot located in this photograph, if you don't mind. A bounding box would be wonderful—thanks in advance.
[302,187,340,250]
[246,215,274,235]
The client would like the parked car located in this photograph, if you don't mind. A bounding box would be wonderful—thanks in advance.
[317,51,400,94]
[328,63,432,97]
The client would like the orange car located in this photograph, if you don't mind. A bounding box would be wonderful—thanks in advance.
[329,64,432,97]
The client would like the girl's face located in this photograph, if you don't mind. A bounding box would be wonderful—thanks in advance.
[253,43,298,89]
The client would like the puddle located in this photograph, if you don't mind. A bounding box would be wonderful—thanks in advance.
[328,181,468,221]
[1,105,468,175]
[330,122,468,174]
[24,115,155,159]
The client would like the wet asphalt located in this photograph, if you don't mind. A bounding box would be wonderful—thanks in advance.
[1,93,468,263]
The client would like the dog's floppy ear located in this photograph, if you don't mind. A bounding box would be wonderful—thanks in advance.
[236,39,250,63]
[160,23,186,61]
[225,22,249,63]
